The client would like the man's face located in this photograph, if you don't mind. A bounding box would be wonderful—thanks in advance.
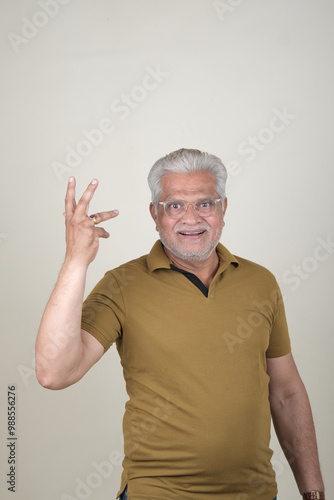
[150,172,227,263]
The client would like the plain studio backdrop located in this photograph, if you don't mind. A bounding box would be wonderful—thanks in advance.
[0,1,333,499]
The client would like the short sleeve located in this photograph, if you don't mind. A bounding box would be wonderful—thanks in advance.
[81,271,125,353]
[266,284,291,358]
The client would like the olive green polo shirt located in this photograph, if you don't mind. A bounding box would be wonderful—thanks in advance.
[81,240,291,500]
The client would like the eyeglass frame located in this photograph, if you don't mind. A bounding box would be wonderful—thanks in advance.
[158,198,223,219]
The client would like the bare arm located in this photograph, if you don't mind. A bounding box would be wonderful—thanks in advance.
[35,177,119,390]
[267,352,324,495]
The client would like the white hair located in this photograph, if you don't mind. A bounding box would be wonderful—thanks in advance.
[147,148,227,206]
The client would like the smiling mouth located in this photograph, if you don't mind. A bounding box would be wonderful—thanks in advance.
[178,230,206,236]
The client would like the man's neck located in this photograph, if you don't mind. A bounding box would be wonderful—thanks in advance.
[163,247,220,289]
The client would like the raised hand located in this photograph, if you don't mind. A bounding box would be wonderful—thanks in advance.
[64,177,119,267]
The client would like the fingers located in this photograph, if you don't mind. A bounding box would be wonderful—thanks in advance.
[64,177,119,229]
[75,179,99,216]
[87,210,119,225]
[95,227,111,239]
[86,211,119,240]
[64,176,77,219]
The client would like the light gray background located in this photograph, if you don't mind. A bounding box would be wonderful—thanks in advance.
[1,1,333,499]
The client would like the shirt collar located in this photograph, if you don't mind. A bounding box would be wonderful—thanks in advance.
[147,240,239,273]
[215,242,239,275]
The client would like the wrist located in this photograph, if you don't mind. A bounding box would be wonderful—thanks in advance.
[302,492,325,500]
[63,256,89,274]
[57,258,88,295]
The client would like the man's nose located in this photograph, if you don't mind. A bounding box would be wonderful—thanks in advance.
[180,203,202,223]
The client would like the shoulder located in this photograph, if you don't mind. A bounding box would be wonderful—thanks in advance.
[104,253,150,282]
[233,255,284,311]
[218,243,276,281]
[229,251,279,290]
[235,255,275,276]
[105,240,170,279]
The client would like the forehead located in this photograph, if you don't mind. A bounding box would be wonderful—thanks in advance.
[160,172,218,200]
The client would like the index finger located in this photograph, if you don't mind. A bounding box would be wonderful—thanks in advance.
[64,176,77,219]
[75,179,99,216]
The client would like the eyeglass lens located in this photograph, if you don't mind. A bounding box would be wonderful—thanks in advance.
[165,199,217,218]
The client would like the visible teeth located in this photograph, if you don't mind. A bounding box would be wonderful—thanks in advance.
[180,231,204,235]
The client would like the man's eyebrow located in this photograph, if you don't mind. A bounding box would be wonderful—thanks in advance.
[162,190,218,199]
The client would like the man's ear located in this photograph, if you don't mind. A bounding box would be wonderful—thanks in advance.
[222,198,228,227]
[149,203,159,231]
[223,197,228,215]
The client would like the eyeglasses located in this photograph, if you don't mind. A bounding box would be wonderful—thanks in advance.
[158,198,222,219]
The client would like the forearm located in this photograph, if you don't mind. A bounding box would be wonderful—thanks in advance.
[35,258,88,388]
[270,385,324,494]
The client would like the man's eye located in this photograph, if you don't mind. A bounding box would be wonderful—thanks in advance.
[168,202,181,209]
[199,200,213,208]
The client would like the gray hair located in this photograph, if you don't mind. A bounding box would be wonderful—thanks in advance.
[148,148,227,206]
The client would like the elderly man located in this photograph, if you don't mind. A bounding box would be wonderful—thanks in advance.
[36,149,324,500]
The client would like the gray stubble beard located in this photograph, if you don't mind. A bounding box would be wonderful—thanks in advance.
[158,224,223,263]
